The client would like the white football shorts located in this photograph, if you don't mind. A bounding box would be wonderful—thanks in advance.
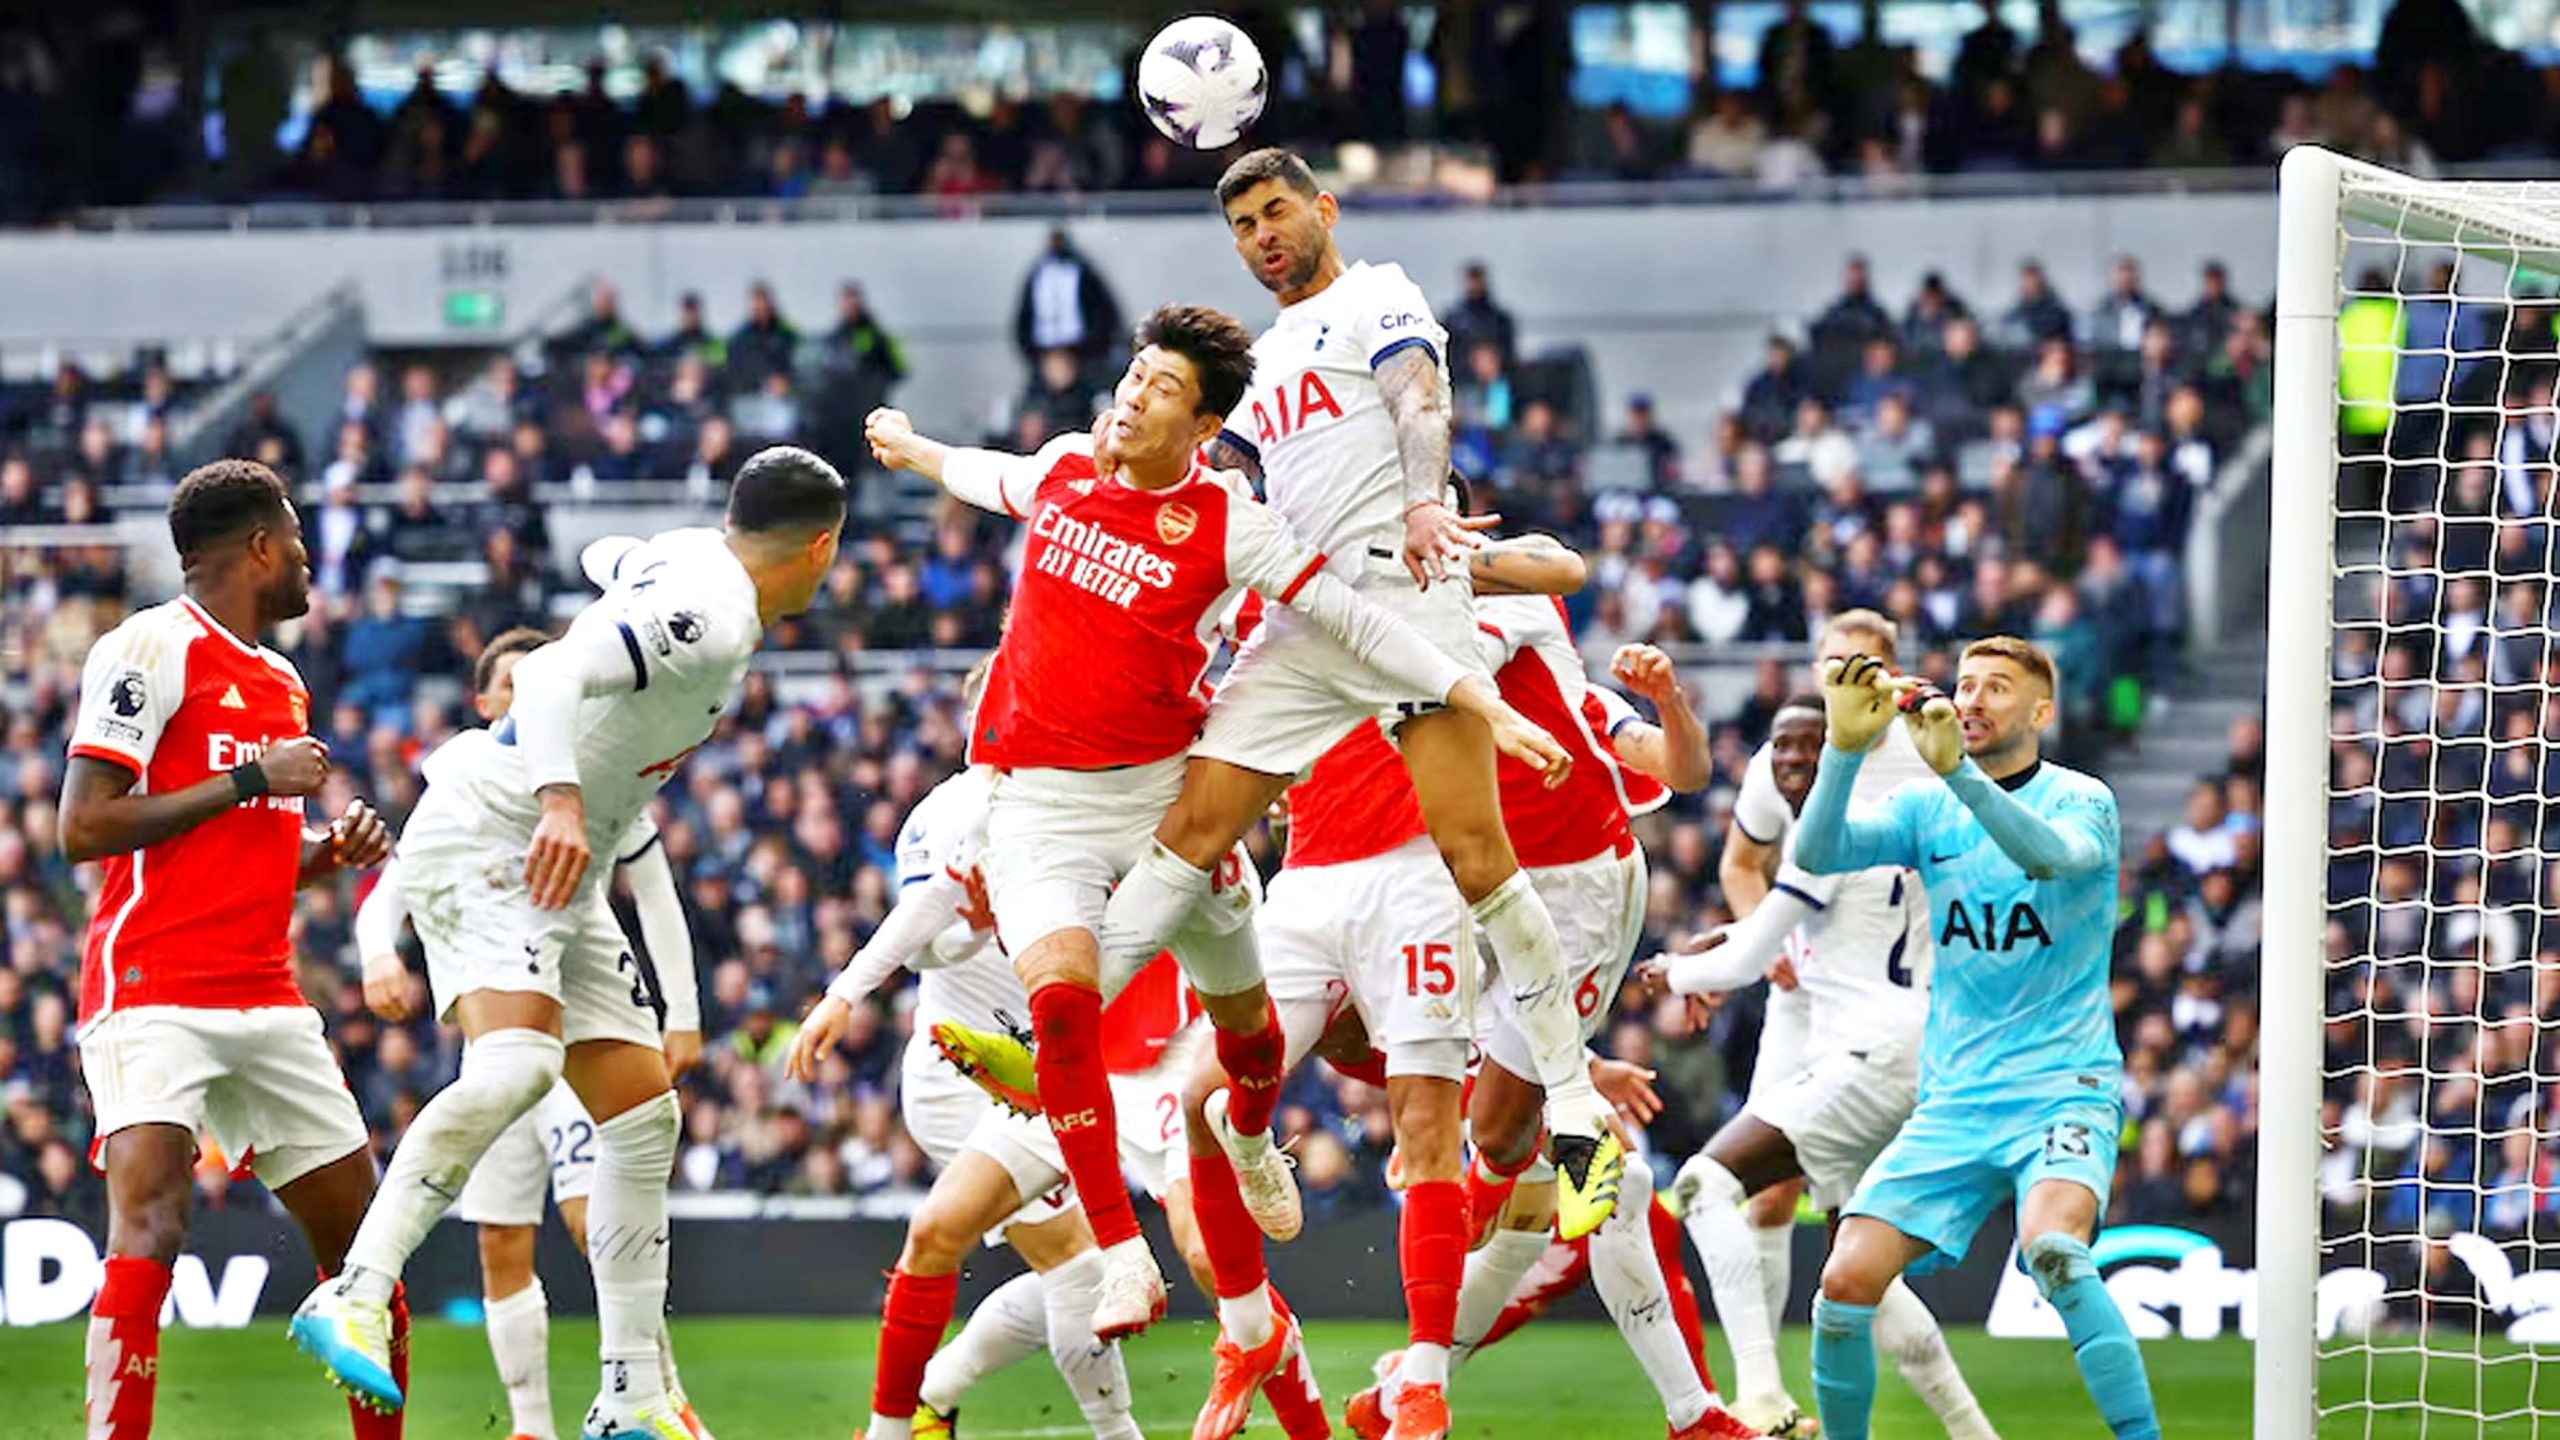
[1481,845,1649,1081]
[899,1033,1080,1237]
[81,1004,369,1189]
[1747,1040,1923,1211]
[398,806,664,1051]
[1192,566,1487,778]
[456,1077,599,1226]
[1258,836,1475,1082]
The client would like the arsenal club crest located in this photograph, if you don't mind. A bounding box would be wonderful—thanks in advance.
[1156,501,1198,545]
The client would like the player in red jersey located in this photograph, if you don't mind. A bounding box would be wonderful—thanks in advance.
[60,460,398,1440]
[863,303,1568,1344]
[1350,613,1761,1440]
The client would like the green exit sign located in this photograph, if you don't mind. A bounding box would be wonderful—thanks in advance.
[444,289,504,331]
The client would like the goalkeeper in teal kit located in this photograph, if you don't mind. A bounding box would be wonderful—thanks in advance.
[1793,636,2161,1440]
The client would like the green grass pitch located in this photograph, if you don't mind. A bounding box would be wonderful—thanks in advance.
[0,1317,2539,1437]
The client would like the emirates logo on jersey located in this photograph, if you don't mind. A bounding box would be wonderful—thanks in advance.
[1155,501,1198,545]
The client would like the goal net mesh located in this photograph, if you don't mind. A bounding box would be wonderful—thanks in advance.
[2323,170,2560,1435]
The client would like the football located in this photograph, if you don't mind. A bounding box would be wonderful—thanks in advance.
[1135,15,1267,150]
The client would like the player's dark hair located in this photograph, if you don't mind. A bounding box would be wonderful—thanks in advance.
[1135,304,1256,420]
[474,626,551,695]
[1216,147,1318,208]
[168,459,292,560]
[727,445,847,536]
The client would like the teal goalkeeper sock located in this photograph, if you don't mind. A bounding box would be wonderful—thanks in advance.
[2026,1233,2164,1440]
[1811,1295,1879,1440]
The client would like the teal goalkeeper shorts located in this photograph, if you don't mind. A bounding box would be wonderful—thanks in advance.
[1842,1082,2124,1274]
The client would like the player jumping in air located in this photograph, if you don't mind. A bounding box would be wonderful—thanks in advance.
[1652,694,1997,1440]
[1795,638,2157,1440]
[355,626,713,1440]
[63,459,399,1440]
[1093,149,1630,1282]
[294,447,848,1440]
[861,302,1567,1345]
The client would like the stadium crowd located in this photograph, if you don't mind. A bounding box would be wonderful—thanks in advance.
[0,0,2549,222]
[0,239,2293,1251]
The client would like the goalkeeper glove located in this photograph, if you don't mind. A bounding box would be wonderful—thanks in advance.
[1820,653,1897,753]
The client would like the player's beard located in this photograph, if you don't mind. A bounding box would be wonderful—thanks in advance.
[270,566,313,621]
[1257,239,1322,297]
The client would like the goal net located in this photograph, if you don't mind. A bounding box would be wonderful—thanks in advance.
[2266,148,2560,1439]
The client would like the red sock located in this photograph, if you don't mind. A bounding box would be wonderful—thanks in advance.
[342,1280,410,1438]
[1259,1289,1331,1439]
[1400,1180,1468,1348]
[871,1268,961,1420]
[1477,1237,1589,1352]
[1214,998,1287,1138]
[1646,1199,1714,1391]
[1189,1148,1270,1299]
[86,1255,170,1440]
[1029,981,1140,1247]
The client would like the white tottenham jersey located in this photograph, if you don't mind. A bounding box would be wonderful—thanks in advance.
[1733,718,1935,847]
[1771,836,1933,1059]
[429,527,762,869]
[889,768,1033,1038]
[1227,260,1450,582]
[419,728,662,863]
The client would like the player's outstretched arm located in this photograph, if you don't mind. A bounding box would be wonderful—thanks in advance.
[1280,565,1569,784]
[1376,346,1479,586]
[1469,534,1588,596]
[1649,883,1820,997]
[1941,766,2116,881]
[619,834,702,1076]
[1607,644,1713,791]
[866,406,1054,517]
[58,735,334,863]
[507,620,648,907]
[355,853,416,1021]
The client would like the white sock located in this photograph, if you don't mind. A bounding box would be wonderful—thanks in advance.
[1452,1228,1549,1357]
[345,1029,564,1280]
[920,1270,1048,1414]
[1217,1283,1275,1350]
[864,1415,915,1440]
[1470,873,1604,1132]
[1684,1160,1783,1405]
[1589,1162,1711,1429]
[1042,1250,1140,1440]
[590,1091,680,1408]
[1402,1340,1451,1391]
[1877,1277,1999,1439]
[1749,1211,1794,1344]
[1098,842,1210,999]
[656,1325,684,1405]
[485,1281,556,1440]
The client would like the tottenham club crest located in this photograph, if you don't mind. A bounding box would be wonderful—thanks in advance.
[668,610,705,644]
[1156,501,1198,545]
[108,670,146,718]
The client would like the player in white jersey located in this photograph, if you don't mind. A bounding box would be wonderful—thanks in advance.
[1098,148,1627,1276]
[295,449,848,1440]
[1655,696,1996,1440]
[1712,610,1931,1413]
[353,628,712,1440]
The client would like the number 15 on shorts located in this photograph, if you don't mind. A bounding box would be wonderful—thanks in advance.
[1404,942,1456,996]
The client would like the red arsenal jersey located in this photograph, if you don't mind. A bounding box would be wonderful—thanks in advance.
[68,597,313,1023]
[1100,951,1202,1076]
[1283,720,1427,868]
[1475,594,1643,868]
[964,436,1327,772]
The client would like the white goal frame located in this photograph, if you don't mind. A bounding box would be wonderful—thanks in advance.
[2262,145,2560,1440]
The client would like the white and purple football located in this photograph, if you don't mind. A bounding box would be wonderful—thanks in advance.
[1136,15,1268,150]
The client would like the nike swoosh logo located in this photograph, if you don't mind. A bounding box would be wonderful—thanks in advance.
[1928,852,1961,865]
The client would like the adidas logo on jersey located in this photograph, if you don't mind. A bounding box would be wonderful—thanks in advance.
[219,684,246,709]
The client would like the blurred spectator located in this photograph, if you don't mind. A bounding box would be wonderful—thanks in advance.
[1446,262,1518,369]
[1013,228,1123,377]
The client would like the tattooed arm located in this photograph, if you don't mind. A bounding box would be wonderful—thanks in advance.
[1376,344,1482,587]
[1203,431,1264,485]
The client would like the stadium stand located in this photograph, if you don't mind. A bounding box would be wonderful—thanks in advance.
[0,241,2275,1230]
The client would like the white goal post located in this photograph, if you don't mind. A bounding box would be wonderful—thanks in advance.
[2266,147,2560,1439]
